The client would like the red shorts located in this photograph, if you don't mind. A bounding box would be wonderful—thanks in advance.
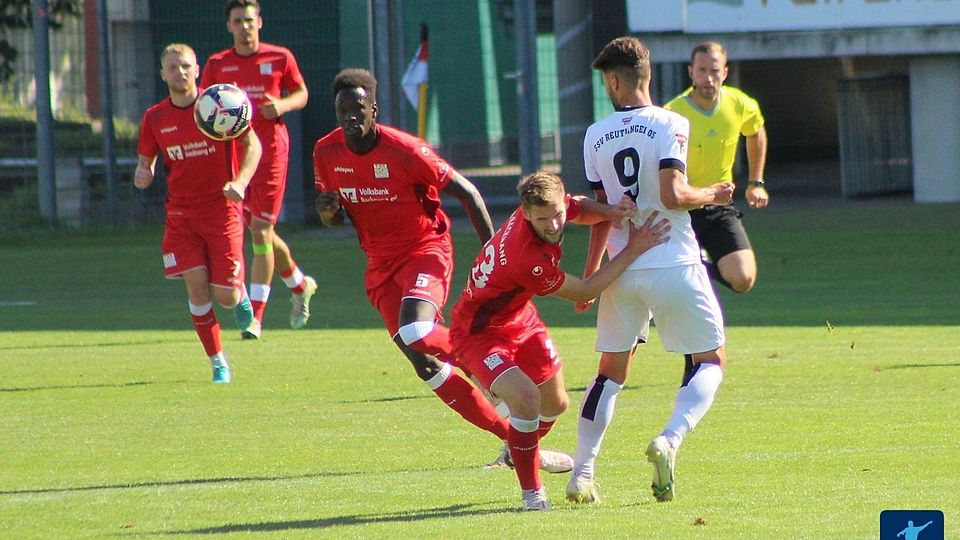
[161,209,245,289]
[243,139,289,225]
[366,238,454,337]
[453,315,562,391]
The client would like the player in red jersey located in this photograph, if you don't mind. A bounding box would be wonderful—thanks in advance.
[135,43,262,383]
[313,68,528,457]
[201,0,316,338]
[449,171,670,510]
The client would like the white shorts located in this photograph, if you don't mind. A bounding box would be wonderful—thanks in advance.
[595,264,725,354]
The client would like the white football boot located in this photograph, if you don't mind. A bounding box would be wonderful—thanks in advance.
[645,435,677,502]
[521,487,551,511]
[565,474,600,504]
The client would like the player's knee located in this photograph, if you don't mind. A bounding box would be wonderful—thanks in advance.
[251,225,275,245]
[397,320,435,346]
[215,290,241,309]
[546,392,570,416]
[729,274,755,293]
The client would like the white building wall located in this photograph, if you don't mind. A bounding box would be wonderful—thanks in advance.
[910,56,960,203]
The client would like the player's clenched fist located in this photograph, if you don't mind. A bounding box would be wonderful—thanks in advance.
[133,162,154,190]
[710,182,735,205]
[222,180,246,202]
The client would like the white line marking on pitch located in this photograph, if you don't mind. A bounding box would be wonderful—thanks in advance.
[0,301,37,307]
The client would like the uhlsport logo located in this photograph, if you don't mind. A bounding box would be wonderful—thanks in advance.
[879,510,943,540]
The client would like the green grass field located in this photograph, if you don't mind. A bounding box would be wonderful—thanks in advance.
[1,197,958,539]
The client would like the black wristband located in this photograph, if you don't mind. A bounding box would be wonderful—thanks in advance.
[747,180,765,188]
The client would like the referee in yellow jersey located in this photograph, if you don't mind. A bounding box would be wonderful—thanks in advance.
[665,41,769,293]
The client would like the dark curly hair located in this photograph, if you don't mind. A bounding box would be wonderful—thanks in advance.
[332,68,378,100]
[591,36,651,85]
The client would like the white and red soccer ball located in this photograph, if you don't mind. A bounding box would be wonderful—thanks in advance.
[193,83,252,141]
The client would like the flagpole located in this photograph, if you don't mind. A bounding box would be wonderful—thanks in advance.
[416,24,428,139]
[402,23,429,139]
[417,82,428,139]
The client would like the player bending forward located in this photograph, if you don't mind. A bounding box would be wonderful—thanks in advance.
[450,171,670,511]
[313,69,574,474]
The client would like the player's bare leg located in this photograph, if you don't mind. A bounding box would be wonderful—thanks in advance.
[247,218,276,336]
[533,372,574,474]
[395,298,509,440]
[715,248,756,293]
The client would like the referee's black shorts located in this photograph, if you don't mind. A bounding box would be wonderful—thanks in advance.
[689,203,753,263]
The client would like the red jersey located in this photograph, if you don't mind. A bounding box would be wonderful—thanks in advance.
[313,125,454,257]
[450,200,581,336]
[201,43,305,154]
[137,97,239,217]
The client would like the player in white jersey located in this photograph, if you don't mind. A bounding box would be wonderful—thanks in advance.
[566,36,735,504]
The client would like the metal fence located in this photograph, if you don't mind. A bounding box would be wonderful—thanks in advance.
[836,75,913,197]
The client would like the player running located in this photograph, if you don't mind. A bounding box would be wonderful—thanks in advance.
[665,41,769,294]
[135,43,262,383]
[202,0,316,338]
[450,171,670,511]
[312,69,573,473]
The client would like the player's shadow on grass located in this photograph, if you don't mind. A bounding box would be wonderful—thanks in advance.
[0,338,196,352]
[340,383,667,405]
[0,472,355,496]
[0,381,154,393]
[167,503,511,534]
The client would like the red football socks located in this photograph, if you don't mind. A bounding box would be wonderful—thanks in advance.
[191,310,222,357]
[539,418,556,439]
[507,424,541,490]
[433,372,510,440]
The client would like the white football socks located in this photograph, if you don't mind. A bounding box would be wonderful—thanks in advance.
[662,362,723,449]
[573,375,623,480]
[250,283,271,304]
[281,266,305,289]
[209,351,228,368]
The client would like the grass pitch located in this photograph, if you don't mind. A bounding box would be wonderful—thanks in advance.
[1,197,958,539]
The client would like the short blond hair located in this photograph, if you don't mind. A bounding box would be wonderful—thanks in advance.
[160,43,196,66]
[517,171,566,209]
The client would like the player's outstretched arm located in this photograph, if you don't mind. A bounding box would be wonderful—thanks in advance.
[223,128,262,201]
[442,171,495,244]
[550,212,670,303]
[571,189,625,312]
[660,168,733,210]
[134,155,157,190]
[570,194,636,226]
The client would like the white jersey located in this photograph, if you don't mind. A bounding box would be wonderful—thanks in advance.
[583,106,701,269]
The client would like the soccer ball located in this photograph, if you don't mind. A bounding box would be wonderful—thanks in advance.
[193,83,252,141]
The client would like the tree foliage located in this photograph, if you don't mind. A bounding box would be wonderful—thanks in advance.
[0,0,82,82]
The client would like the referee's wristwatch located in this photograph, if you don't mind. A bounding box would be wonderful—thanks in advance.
[747,179,765,188]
